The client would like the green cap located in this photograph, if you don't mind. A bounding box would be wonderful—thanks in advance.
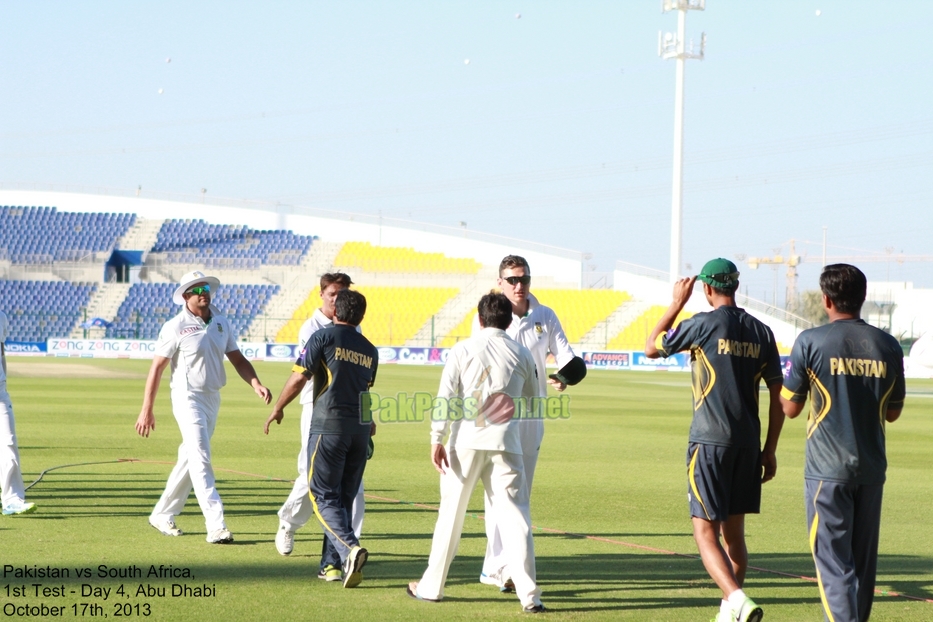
[697,258,740,289]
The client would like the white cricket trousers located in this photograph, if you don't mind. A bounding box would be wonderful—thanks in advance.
[0,388,27,506]
[277,403,364,537]
[482,419,543,577]
[417,447,541,608]
[150,391,226,532]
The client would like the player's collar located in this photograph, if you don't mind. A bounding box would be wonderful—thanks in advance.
[517,293,539,318]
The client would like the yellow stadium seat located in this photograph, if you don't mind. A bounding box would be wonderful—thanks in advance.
[606,306,693,351]
[333,241,481,274]
[531,289,632,342]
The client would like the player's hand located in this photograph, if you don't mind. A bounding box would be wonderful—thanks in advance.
[761,449,777,483]
[254,382,272,405]
[672,276,697,307]
[370,422,377,437]
[135,410,155,437]
[264,409,284,435]
[547,376,567,392]
[431,444,449,475]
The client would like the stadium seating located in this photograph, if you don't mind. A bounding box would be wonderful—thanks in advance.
[276,287,323,345]
[532,289,632,343]
[439,289,631,346]
[605,305,693,351]
[334,242,481,274]
[0,280,97,341]
[276,286,458,346]
[151,220,314,267]
[439,311,475,347]
[106,282,280,340]
[0,206,135,263]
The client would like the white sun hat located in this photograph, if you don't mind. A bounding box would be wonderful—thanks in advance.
[172,270,221,305]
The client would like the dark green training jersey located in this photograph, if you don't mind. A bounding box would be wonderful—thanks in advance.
[782,319,905,485]
[659,306,782,448]
[293,324,378,435]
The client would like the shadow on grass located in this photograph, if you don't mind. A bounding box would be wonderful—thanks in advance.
[18,470,933,609]
[6,552,928,613]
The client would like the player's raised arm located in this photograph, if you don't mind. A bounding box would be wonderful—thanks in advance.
[646,276,696,358]
[136,356,170,437]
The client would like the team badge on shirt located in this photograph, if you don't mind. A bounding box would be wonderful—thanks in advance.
[535,322,543,334]
[217,323,223,333]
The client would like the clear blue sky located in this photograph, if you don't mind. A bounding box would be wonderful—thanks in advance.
[1,1,930,304]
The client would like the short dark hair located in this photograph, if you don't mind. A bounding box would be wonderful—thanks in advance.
[334,289,366,325]
[820,264,866,315]
[477,292,512,330]
[498,255,530,276]
[321,272,353,290]
[711,284,737,297]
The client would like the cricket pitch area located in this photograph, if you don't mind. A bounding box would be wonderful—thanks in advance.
[3,357,932,621]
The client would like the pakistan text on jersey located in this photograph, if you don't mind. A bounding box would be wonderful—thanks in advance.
[334,347,374,369]
[717,339,761,358]
[829,357,887,378]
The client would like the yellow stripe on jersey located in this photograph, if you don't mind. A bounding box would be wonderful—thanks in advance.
[780,385,800,401]
[313,361,333,402]
[292,364,307,375]
[805,370,832,439]
[752,362,767,407]
[691,348,717,411]
[878,378,897,434]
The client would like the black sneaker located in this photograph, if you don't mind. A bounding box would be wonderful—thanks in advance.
[523,603,547,614]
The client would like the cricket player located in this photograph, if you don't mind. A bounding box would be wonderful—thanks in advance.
[0,309,36,516]
[473,254,585,590]
[645,258,784,622]
[265,272,367,557]
[136,270,272,544]
[781,264,905,622]
[409,292,545,613]
[266,289,377,588]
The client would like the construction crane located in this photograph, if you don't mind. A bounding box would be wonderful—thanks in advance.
[740,239,933,309]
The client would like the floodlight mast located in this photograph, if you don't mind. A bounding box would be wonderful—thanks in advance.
[659,0,705,283]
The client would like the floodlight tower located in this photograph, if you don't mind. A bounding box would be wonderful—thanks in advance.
[659,0,706,282]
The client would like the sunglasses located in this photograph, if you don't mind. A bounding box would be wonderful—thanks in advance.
[502,275,531,286]
[186,285,211,296]
[699,272,739,283]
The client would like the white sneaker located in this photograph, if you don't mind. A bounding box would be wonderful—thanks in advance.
[713,609,736,622]
[275,524,294,556]
[149,517,182,536]
[2,501,37,516]
[735,596,763,622]
[206,528,234,544]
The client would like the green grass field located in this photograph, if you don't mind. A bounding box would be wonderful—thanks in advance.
[2,357,932,621]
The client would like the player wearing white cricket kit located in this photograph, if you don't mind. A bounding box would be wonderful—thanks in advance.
[409,293,545,613]
[266,273,366,557]
[0,310,37,515]
[136,271,272,544]
[472,255,577,588]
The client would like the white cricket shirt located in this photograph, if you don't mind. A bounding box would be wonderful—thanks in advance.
[155,304,238,394]
[431,327,538,453]
[471,292,576,397]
